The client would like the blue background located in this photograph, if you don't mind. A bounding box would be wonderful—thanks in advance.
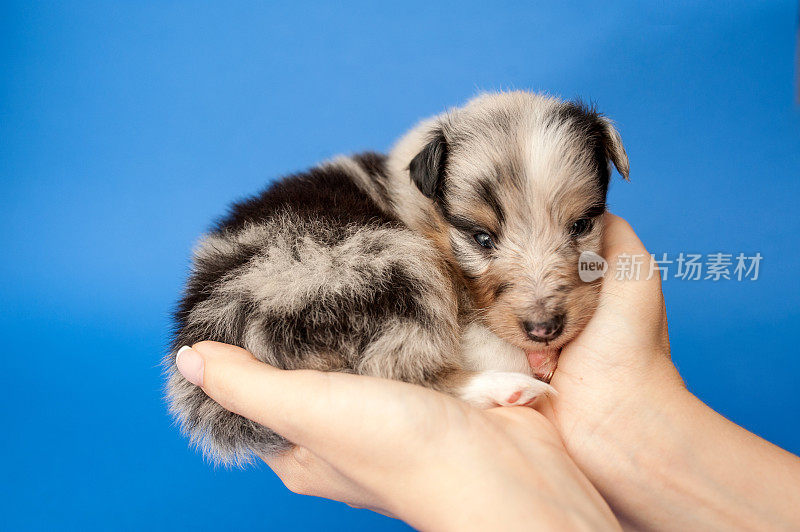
[2,1,798,530]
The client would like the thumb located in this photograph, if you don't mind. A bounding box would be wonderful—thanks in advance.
[175,341,332,446]
[563,213,669,362]
[173,341,433,457]
[598,213,664,315]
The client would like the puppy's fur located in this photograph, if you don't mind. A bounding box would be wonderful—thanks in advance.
[165,91,628,465]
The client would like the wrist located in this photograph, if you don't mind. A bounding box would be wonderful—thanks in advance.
[571,373,800,530]
[391,420,618,531]
[385,438,542,530]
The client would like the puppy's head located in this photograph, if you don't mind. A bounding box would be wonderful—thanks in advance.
[401,92,628,372]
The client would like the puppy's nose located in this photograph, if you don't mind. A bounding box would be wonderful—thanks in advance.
[523,314,565,343]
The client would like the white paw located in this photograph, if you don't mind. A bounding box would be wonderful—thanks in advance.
[459,371,555,408]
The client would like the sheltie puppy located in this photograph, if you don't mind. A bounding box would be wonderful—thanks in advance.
[165,91,629,465]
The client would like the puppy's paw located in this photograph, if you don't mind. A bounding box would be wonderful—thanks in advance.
[458,370,555,409]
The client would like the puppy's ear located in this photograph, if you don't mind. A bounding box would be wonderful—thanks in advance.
[597,117,629,181]
[408,129,448,199]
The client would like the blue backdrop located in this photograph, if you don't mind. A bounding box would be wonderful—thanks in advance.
[2,2,798,530]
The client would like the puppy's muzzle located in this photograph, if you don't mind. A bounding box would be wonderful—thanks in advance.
[523,314,565,343]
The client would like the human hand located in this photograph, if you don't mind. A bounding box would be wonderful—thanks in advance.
[539,213,800,530]
[534,213,685,523]
[175,341,620,531]
[539,212,684,440]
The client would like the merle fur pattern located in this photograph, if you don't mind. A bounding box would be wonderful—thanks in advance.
[166,155,461,465]
[164,91,629,466]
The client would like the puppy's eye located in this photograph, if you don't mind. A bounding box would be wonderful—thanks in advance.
[473,232,496,249]
[569,218,593,238]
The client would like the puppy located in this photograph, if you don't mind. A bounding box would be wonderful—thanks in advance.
[165,91,628,465]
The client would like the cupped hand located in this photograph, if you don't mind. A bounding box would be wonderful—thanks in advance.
[540,213,800,531]
[544,211,684,413]
[537,213,685,520]
[176,342,620,531]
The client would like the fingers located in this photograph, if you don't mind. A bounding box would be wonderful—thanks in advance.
[600,213,664,301]
[560,213,668,361]
[174,341,430,454]
[602,212,649,258]
[175,341,335,445]
[262,447,396,517]
[174,343,413,516]
[572,213,670,356]
[265,448,363,503]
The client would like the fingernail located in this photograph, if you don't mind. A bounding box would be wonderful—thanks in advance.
[176,346,204,386]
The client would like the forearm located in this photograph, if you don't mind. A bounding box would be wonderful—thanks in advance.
[582,383,800,530]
